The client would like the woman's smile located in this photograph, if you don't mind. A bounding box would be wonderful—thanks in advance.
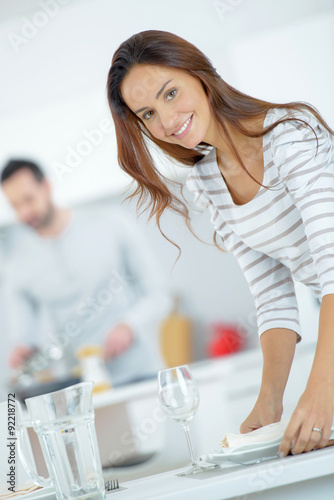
[171,114,193,139]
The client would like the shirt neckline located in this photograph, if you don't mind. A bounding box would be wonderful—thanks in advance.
[35,209,76,243]
[209,108,274,208]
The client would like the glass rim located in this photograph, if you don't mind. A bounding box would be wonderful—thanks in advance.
[158,364,191,375]
[24,380,94,404]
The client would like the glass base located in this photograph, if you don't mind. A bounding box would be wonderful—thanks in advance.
[177,463,217,476]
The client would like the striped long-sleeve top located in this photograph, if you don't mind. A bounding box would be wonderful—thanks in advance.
[186,107,334,342]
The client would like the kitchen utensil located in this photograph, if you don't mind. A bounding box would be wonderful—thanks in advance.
[207,322,245,358]
[105,479,119,491]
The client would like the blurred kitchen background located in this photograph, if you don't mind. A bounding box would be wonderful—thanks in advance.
[0,0,333,482]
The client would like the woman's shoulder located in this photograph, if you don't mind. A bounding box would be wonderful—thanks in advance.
[267,106,317,131]
[267,106,332,150]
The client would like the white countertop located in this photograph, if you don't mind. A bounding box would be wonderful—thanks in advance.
[91,350,263,409]
[92,343,318,410]
[106,446,334,500]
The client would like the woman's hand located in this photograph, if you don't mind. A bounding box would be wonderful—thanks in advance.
[279,380,333,456]
[240,393,283,433]
[104,323,134,360]
[8,344,34,369]
[279,294,334,456]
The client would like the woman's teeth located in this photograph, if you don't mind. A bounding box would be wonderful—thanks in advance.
[173,116,192,136]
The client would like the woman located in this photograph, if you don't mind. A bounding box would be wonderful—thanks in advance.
[107,30,334,457]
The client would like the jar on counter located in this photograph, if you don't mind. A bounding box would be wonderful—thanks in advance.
[76,345,112,394]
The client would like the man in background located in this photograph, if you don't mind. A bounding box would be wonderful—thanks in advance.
[1,159,171,386]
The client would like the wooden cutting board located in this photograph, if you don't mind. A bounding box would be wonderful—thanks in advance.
[159,312,193,368]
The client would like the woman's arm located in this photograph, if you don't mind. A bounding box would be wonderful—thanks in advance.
[279,293,334,456]
[240,328,296,433]
[269,109,334,454]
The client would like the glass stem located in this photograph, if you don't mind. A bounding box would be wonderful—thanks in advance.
[183,424,197,466]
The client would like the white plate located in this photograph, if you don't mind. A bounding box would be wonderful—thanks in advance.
[201,440,281,468]
[216,435,282,454]
[201,428,334,468]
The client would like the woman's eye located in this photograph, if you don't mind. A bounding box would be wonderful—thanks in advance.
[142,89,177,120]
[143,110,154,120]
[166,89,177,101]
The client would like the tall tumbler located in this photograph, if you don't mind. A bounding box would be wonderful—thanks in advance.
[17,381,106,500]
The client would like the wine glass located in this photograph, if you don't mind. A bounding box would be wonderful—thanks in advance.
[158,365,215,476]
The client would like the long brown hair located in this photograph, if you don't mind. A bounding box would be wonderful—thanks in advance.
[107,30,334,258]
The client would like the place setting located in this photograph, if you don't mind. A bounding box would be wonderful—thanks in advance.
[5,365,334,499]
[157,364,334,480]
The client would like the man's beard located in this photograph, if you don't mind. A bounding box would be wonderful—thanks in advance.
[31,204,55,230]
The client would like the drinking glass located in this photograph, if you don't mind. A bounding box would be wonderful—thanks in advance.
[158,365,215,476]
[17,381,106,500]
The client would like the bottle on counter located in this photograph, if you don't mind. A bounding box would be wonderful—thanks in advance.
[76,344,112,394]
[159,295,193,368]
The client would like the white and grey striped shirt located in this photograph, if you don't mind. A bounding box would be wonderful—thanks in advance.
[186,107,334,341]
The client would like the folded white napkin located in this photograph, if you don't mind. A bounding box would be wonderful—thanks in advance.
[0,479,41,499]
[220,418,291,449]
[220,418,334,449]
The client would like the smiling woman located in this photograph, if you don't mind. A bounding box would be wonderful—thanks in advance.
[120,65,212,149]
[106,29,334,461]
[106,30,333,231]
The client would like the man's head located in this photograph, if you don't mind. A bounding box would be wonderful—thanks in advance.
[1,159,55,230]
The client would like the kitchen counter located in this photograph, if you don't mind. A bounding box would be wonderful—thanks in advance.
[92,342,317,410]
[106,446,334,500]
[91,344,321,479]
[91,354,237,409]
[20,344,322,483]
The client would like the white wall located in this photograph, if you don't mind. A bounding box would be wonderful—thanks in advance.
[0,0,332,398]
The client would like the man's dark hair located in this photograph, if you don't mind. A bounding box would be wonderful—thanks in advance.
[1,159,45,183]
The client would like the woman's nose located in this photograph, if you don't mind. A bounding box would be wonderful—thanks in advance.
[159,111,178,135]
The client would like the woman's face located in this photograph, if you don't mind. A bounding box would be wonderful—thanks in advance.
[121,64,214,149]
